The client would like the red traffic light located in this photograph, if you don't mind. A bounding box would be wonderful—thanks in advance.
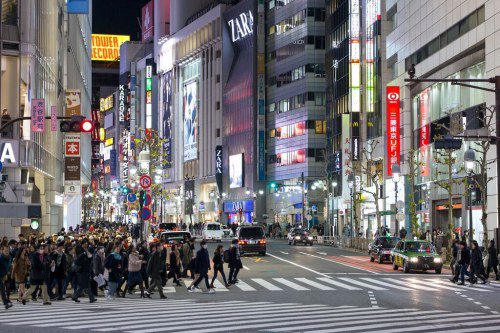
[81,120,94,133]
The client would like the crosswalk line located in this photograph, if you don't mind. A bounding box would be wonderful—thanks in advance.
[251,278,283,291]
[382,277,439,291]
[359,277,413,291]
[405,278,468,292]
[428,278,495,292]
[316,277,362,290]
[338,277,388,290]
[295,278,335,290]
[232,279,257,291]
[273,278,310,290]
[212,279,229,291]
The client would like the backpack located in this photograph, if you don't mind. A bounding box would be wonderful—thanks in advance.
[223,249,230,263]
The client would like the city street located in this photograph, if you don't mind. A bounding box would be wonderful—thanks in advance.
[1,239,499,333]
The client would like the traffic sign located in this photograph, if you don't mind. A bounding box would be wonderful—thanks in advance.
[127,193,137,203]
[139,175,152,189]
[64,134,81,157]
[144,193,152,206]
[141,207,152,221]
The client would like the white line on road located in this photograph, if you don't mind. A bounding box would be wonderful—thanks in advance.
[338,277,388,291]
[266,252,332,278]
[232,280,257,291]
[360,277,413,291]
[251,278,283,291]
[280,251,289,255]
[273,278,310,290]
[243,265,250,270]
[316,277,362,290]
[295,278,335,290]
[300,252,380,274]
[317,252,327,255]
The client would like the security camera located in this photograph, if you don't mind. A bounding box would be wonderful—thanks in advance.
[408,64,416,79]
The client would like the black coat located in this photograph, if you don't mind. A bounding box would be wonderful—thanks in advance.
[30,253,51,283]
[470,248,483,270]
[105,252,123,283]
[458,248,471,265]
[228,246,243,269]
[213,252,224,270]
[51,251,67,279]
[488,245,499,266]
[194,248,210,274]
[75,253,93,288]
[147,251,163,279]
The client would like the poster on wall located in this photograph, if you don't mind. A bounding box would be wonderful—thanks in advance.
[65,90,81,117]
[161,71,173,169]
[183,81,198,161]
[229,153,244,188]
[184,179,195,215]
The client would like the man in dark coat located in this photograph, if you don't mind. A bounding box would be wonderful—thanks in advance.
[486,240,499,280]
[22,244,51,305]
[50,242,67,301]
[228,239,243,285]
[0,245,13,309]
[145,243,166,299]
[453,241,471,285]
[72,247,96,303]
[469,240,487,285]
[188,240,212,293]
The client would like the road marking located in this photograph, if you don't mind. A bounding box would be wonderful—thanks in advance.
[295,278,335,290]
[251,278,283,291]
[232,279,256,291]
[273,278,310,290]
[381,278,438,291]
[405,278,465,292]
[300,252,380,274]
[342,255,368,261]
[316,277,362,290]
[338,277,388,290]
[280,251,289,255]
[317,252,327,255]
[360,277,413,291]
[242,265,250,270]
[212,279,229,291]
[267,253,331,278]
[368,291,378,308]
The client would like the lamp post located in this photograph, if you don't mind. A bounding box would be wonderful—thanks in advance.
[464,148,476,245]
[391,164,401,234]
[347,173,355,245]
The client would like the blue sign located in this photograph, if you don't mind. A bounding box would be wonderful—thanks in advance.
[311,205,318,213]
[223,200,254,213]
[128,193,137,203]
[141,207,152,221]
[0,161,3,173]
[67,0,89,14]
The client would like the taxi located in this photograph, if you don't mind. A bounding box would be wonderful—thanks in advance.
[391,239,443,274]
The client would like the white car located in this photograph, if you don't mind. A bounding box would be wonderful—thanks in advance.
[202,223,223,242]
[221,225,233,238]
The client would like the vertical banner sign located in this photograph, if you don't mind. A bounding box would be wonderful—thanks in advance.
[419,89,430,177]
[215,146,223,195]
[351,113,360,161]
[161,71,173,172]
[145,63,153,129]
[65,90,81,117]
[118,85,126,123]
[386,86,401,176]
[121,131,130,183]
[141,1,154,42]
[184,179,195,215]
[31,99,45,133]
[257,0,266,181]
[50,106,57,132]
[183,81,198,161]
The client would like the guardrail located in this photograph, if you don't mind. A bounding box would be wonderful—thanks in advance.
[315,236,371,251]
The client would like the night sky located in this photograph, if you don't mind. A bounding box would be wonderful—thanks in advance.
[92,0,151,40]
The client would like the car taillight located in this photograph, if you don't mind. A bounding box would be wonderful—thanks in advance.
[238,240,247,245]
[258,239,266,244]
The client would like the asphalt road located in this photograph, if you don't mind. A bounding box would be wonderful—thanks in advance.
[1,239,500,333]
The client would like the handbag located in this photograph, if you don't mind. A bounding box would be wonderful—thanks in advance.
[93,274,106,287]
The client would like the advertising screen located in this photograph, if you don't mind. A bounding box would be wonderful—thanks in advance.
[183,81,198,161]
[229,154,244,188]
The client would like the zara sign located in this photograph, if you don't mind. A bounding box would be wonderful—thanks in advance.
[227,10,254,43]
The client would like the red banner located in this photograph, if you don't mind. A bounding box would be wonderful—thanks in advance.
[419,89,430,177]
[386,86,400,176]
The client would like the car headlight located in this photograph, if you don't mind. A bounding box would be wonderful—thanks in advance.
[410,257,419,263]
[307,236,313,240]
[295,236,301,240]
[433,257,442,263]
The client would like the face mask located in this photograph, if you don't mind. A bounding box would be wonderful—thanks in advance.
[202,245,207,249]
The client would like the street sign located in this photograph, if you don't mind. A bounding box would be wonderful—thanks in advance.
[144,193,152,206]
[396,213,405,222]
[65,134,81,157]
[141,207,152,221]
[379,211,396,216]
[311,205,317,212]
[31,99,45,132]
[127,193,137,203]
[139,175,152,189]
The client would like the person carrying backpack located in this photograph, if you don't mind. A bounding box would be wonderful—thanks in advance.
[210,245,229,288]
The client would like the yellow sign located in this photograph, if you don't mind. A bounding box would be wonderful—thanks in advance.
[99,128,105,141]
[105,137,114,147]
[100,94,114,112]
[91,34,130,61]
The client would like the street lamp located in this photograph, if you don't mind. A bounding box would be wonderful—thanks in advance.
[391,164,401,234]
[464,148,476,244]
[347,173,355,243]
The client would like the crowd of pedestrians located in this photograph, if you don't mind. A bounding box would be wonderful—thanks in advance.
[0,223,243,310]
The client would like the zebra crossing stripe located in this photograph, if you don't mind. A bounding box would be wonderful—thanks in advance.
[316,277,362,290]
[212,279,229,291]
[295,278,335,290]
[405,278,468,292]
[251,278,283,290]
[381,277,438,291]
[429,278,495,292]
[273,278,310,290]
[232,279,257,291]
[337,277,388,290]
[359,277,413,291]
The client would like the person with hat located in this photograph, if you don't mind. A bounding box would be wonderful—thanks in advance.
[72,246,96,303]
[22,243,51,305]
[0,245,13,309]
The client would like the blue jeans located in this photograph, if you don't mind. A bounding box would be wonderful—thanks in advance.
[108,281,119,298]
[460,264,470,283]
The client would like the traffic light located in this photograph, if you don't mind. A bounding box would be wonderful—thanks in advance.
[60,115,94,133]
[434,135,462,150]
[270,182,277,189]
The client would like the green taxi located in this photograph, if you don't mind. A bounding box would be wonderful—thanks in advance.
[391,239,443,274]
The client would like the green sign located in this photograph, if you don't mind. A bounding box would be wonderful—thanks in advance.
[30,219,40,230]
[379,211,396,216]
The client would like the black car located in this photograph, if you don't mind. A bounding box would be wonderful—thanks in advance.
[368,236,400,263]
[288,229,314,246]
[237,226,266,256]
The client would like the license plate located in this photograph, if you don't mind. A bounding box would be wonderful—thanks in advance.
[249,240,255,244]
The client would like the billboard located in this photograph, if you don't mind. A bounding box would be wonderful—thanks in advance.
[91,34,130,61]
[215,146,223,194]
[65,90,81,117]
[142,1,154,42]
[160,71,173,170]
[229,154,244,188]
[386,86,401,176]
[183,81,198,161]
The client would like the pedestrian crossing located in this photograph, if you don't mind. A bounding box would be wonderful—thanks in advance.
[154,276,499,293]
[1,299,500,333]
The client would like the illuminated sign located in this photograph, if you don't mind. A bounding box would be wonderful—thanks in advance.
[99,128,105,141]
[227,10,254,42]
[419,89,430,177]
[121,131,130,182]
[118,85,126,123]
[91,34,130,61]
[386,86,401,176]
[215,146,223,195]
[105,137,114,147]
[229,154,244,188]
[146,64,153,129]
[100,94,114,112]
[0,141,18,165]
